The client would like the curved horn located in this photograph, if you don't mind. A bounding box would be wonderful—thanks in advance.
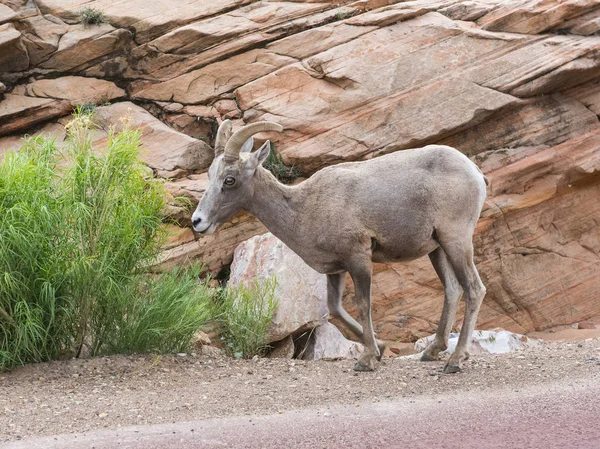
[223,121,283,162]
[214,120,232,156]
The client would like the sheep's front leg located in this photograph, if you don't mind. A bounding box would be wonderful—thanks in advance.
[327,272,386,358]
[348,263,379,371]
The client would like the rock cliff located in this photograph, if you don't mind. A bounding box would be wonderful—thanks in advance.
[1,0,599,341]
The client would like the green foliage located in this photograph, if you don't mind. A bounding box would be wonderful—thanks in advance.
[214,279,278,359]
[80,7,107,26]
[0,137,74,368]
[108,265,212,355]
[0,114,211,369]
[336,9,349,20]
[264,150,302,185]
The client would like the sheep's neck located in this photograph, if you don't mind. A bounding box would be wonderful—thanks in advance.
[247,168,301,245]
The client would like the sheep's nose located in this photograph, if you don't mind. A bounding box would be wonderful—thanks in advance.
[192,217,202,227]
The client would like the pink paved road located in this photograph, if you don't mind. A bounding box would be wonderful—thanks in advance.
[4,378,599,449]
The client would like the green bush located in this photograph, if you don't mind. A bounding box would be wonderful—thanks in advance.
[0,113,211,369]
[214,279,278,359]
[108,265,212,355]
[80,7,107,26]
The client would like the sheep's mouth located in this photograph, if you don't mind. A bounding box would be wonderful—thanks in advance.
[195,222,217,235]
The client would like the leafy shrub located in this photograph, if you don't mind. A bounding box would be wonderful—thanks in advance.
[80,7,107,26]
[214,279,278,359]
[108,265,213,355]
[0,112,211,369]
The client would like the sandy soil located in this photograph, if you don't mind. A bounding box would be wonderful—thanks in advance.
[2,334,600,445]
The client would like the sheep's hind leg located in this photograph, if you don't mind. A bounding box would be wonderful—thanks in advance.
[441,242,486,374]
[327,272,386,360]
[347,263,380,371]
[421,247,462,362]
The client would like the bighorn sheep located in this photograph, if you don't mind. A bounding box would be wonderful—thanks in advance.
[192,120,487,373]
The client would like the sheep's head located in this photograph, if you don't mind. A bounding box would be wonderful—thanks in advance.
[191,120,283,234]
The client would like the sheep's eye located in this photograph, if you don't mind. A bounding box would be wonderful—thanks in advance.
[224,176,236,186]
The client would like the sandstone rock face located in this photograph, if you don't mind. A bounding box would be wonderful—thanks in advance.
[1,0,600,342]
[228,233,329,344]
[301,322,363,361]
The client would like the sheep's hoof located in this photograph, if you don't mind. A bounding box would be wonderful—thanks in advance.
[376,353,383,362]
[353,361,375,372]
[443,363,461,374]
[420,352,438,362]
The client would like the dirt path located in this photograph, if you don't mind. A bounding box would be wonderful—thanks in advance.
[5,376,600,449]
[1,337,600,446]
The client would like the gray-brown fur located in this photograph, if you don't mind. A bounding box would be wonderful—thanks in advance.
[193,120,487,373]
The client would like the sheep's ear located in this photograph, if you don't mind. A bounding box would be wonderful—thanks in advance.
[240,137,254,153]
[248,140,271,169]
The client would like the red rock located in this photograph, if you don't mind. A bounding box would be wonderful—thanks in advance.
[0,23,29,73]
[17,14,69,67]
[479,0,599,35]
[26,76,125,104]
[39,24,132,72]
[131,49,296,104]
[0,94,71,136]
[36,0,254,43]
[92,102,213,176]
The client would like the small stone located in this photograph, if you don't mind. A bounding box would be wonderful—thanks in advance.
[192,330,212,348]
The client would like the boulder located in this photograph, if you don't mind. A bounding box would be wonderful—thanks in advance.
[414,330,540,355]
[92,102,213,176]
[38,23,132,72]
[300,322,363,361]
[0,94,71,136]
[0,4,17,24]
[0,23,29,73]
[16,14,70,67]
[228,233,329,344]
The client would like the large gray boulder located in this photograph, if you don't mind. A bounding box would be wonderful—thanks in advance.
[229,232,329,343]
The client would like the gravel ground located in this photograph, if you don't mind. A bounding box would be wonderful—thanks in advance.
[1,337,600,444]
